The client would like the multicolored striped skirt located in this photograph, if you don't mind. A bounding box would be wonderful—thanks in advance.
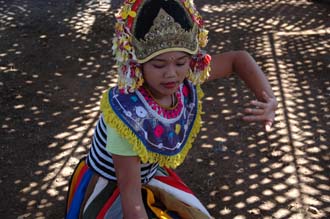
[65,158,211,219]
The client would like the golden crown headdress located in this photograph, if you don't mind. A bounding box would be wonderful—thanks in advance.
[112,0,211,93]
[132,9,198,63]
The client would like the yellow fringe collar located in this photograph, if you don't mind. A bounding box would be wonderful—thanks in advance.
[100,86,204,169]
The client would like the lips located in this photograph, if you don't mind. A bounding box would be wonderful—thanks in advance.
[162,82,176,89]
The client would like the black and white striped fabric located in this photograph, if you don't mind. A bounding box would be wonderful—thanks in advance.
[86,114,159,183]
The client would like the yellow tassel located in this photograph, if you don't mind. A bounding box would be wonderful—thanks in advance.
[100,87,204,168]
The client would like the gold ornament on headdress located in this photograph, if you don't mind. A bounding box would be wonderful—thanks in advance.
[132,9,198,63]
[112,0,211,93]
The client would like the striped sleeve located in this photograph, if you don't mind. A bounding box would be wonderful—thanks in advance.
[86,114,159,183]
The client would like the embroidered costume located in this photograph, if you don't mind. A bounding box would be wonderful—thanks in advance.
[101,80,203,167]
[65,0,212,218]
[66,81,210,218]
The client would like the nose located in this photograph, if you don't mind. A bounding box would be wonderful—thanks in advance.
[164,64,176,78]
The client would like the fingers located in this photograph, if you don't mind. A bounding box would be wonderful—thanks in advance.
[242,91,276,131]
[243,116,274,131]
[243,100,267,121]
[244,108,264,115]
[250,100,267,108]
[244,98,268,116]
[265,120,273,132]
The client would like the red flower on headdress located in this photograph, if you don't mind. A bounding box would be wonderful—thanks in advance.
[190,53,211,71]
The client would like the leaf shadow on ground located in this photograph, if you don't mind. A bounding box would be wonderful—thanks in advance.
[0,0,329,219]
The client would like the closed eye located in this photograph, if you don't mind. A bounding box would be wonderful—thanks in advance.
[176,59,188,66]
[176,62,186,66]
[152,64,165,68]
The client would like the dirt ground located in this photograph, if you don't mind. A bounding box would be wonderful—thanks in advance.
[0,0,329,218]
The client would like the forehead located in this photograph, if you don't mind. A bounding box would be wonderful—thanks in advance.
[151,51,189,61]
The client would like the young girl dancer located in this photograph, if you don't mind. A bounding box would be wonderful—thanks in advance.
[66,0,277,218]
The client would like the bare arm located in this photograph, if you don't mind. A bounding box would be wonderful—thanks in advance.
[112,155,148,219]
[208,51,277,130]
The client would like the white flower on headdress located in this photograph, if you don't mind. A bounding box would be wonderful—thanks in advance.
[112,0,210,93]
[112,22,135,63]
[117,60,143,93]
[112,14,143,93]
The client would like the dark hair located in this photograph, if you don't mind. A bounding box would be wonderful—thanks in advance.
[133,0,193,40]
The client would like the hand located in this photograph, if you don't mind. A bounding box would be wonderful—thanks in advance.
[242,91,277,132]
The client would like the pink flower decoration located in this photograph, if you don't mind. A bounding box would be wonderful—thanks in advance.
[154,125,164,138]
[183,85,189,97]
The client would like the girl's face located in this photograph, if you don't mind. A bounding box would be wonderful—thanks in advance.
[142,51,191,99]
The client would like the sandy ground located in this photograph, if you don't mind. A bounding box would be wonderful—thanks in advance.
[0,0,330,218]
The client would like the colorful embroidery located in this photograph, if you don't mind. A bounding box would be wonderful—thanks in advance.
[101,80,204,168]
[154,125,164,138]
[139,86,183,119]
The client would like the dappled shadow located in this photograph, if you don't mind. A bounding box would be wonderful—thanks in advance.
[0,0,329,219]
[0,0,117,218]
[176,0,330,219]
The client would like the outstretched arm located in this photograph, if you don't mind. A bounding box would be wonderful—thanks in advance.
[208,50,277,131]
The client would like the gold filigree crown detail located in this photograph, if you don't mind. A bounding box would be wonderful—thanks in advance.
[132,9,198,63]
[112,0,210,93]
